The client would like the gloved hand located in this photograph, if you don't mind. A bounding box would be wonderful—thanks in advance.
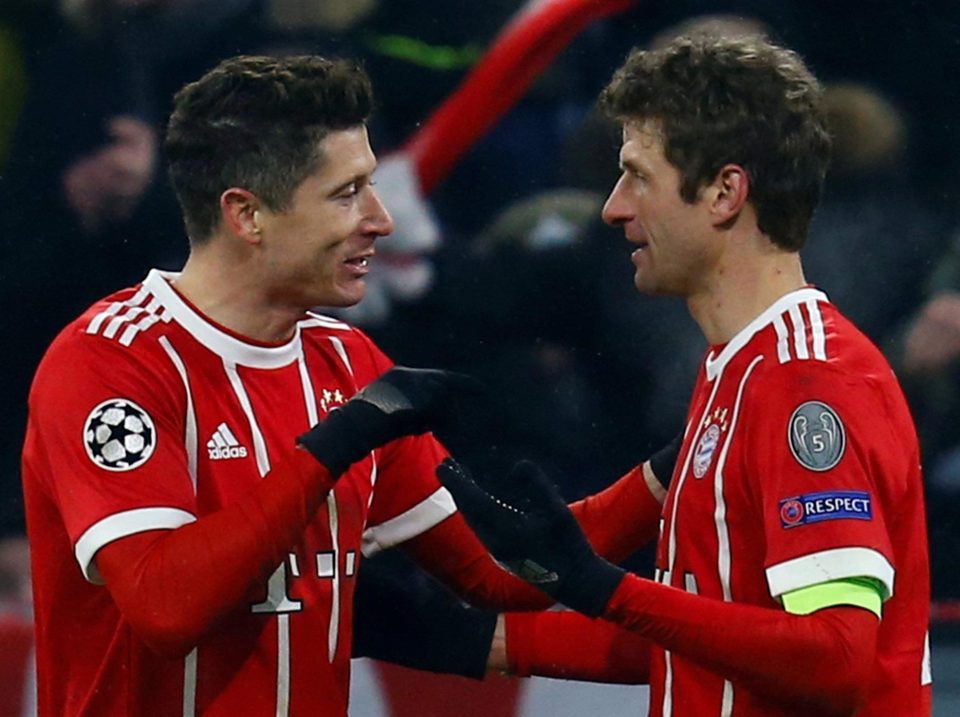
[437,459,625,617]
[298,367,479,476]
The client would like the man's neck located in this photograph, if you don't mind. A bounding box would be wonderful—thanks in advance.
[687,234,806,346]
[173,250,303,344]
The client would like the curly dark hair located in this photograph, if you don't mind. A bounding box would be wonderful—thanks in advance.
[600,35,831,251]
[165,55,373,243]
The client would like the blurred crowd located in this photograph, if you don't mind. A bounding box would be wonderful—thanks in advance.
[3,3,960,677]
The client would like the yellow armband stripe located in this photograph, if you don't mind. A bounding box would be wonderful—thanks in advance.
[781,577,884,619]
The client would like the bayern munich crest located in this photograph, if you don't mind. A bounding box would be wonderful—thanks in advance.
[83,398,157,472]
[788,401,845,472]
[693,407,729,479]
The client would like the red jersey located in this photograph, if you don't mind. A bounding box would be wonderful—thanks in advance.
[649,288,930,716]
[22,270,458,717]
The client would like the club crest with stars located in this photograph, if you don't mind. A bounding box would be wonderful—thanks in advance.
[319,388,346,413]
[693,406,729,479]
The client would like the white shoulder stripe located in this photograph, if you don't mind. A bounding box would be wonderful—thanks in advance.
[787,305,809,360]
[86,285,151,335]
[806,299,827,360]
[87,289,166,347]
[775,301,828,365]
[773,315,791,364]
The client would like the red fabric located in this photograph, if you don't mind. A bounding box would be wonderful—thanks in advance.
[404,513,553,612]
[374,661,522,717]
[608,576,879,716]
[0,617,32,717]
[404,0,635,192]
[96,448,334,657]
[569,463,662,564]
[506,610,651,684]
[646,291,930,716]
[23,273,467,717]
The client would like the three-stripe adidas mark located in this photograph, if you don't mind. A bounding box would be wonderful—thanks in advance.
[207,422,248,460]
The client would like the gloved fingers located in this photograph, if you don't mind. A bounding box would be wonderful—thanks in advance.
[436,459,519,540]
[507,460,567,512]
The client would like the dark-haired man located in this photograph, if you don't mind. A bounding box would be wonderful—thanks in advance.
[442,35,932,716]
[22,53,675,717]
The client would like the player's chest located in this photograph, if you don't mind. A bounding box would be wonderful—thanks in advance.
[662,369,756,543]
[180,354,361,501]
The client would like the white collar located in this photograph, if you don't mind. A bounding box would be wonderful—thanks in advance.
[142,269,304,369]
[704,287,828,381]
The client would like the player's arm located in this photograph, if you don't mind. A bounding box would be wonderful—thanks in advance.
[439,460,880,715]
[402,435,680,612]
[569,433,679,562]
[490,610,653,684]
[96,367,475,657]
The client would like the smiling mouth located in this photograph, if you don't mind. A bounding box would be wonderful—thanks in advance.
[344,255,371,269]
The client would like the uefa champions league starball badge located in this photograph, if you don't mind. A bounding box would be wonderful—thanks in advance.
[83,398,157,471]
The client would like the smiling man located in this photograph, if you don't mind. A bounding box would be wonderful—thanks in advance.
[20,55,568,717]
[440,36,932,717]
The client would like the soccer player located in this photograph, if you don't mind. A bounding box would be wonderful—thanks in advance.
[441,35,932,716]
[18,54,672,717]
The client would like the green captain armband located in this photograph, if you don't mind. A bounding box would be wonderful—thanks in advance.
[781,577,885,618]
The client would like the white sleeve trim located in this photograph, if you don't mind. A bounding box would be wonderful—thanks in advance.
[361,487,456,557]
[765,546,895,601]
[75,507,197,584]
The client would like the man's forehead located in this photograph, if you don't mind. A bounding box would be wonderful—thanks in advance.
[621,119,663,148]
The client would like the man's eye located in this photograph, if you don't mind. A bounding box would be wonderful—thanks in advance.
[339,183,359,199]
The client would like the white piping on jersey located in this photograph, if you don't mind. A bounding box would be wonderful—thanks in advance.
[143,270,306,369]
[705,288,828,380]
[361,488,458,557]
[712,354,763,717]
[661,360,724,717]
[303,311,351,331]
[276,615,291,717]
[86,285,150,335]
[75,508,196,584]
[159,337,198,492]
[327,336,354,376]
[224,360,271,477]
[182,649,197,717]
[766,546,895,600]
[922,630,932,685]
[326,493,341,663]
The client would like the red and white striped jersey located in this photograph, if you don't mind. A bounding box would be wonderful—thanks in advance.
[22,270,456,717]
[649,287,931,717]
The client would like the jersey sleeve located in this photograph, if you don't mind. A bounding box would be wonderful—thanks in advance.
[346,328,456,555]
[27,331,197,583]
[742,362,896,602]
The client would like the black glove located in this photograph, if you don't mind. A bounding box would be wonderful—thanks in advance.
[436,458,625,617]
[298,367,479,476]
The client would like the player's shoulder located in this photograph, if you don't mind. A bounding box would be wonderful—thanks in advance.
[753,294,891,381]
[34,284,175,390]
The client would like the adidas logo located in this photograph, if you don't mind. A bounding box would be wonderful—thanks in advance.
[207,422,248,460]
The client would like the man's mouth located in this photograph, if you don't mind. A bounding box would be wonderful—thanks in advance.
[344,252,373,269]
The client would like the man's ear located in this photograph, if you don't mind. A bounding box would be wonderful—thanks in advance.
[706,164,749,227]
[220,188,264,244]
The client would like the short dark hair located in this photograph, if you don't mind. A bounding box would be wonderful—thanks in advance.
[165,55,373,243]
[600,36,831,251]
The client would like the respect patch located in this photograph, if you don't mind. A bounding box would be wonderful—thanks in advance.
[779,490,872,529]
